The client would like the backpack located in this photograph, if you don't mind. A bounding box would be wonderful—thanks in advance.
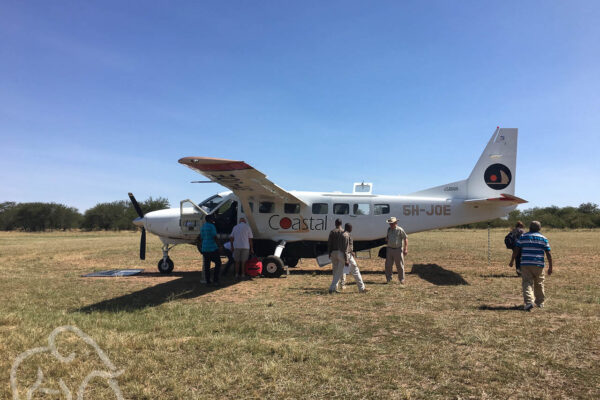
[504,232,516,249]
[245,257,262,277]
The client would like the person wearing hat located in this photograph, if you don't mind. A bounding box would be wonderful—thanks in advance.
[385,217,408,284]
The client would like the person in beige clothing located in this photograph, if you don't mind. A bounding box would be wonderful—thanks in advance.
[385,217,408,284]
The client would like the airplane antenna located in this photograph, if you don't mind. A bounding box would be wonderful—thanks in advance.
[487,222,491,266]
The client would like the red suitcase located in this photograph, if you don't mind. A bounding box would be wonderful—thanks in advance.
[245,257,262,277]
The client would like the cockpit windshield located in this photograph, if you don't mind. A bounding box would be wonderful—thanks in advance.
[199,195,223,213]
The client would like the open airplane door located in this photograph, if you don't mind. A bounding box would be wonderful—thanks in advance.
[179,199,206,239]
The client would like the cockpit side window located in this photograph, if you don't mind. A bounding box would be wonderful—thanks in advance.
[199,195,223,213]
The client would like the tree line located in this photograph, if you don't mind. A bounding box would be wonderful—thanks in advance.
[0,197,169,231]
[0,200,598,231]
[458,203,600,229]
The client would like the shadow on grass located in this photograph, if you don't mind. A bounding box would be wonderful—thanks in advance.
[409,264,469,286]
[480,274,520,278]
[76,271,240,313]
[478,304,524,311]
[289,269,385,275]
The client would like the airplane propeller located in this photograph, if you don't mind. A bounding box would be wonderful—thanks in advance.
[128,192,146,260]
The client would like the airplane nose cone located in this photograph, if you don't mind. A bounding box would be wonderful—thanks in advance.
[133,217,145,227]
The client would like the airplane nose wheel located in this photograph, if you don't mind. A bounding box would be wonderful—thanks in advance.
[157,244,175,274]
[158,257,174,274]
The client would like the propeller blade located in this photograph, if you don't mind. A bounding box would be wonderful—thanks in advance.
[128,192,144,218]
[140,227,146,260]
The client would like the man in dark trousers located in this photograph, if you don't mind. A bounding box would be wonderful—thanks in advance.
[327,219,349,294]
[199,215,221,286]
[508,221,525,275]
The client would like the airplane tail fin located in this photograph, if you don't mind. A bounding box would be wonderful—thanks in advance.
[466,127,518,199]
[409,127,521,201]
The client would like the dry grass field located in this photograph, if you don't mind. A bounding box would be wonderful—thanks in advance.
[1,229,599,399]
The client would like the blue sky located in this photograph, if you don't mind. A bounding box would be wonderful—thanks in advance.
[1,1,599,212]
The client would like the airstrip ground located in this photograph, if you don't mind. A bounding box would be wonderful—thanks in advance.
[1,229,598,399]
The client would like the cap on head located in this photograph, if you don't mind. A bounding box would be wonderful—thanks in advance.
[530,220,541,232]
[386,217,398,224]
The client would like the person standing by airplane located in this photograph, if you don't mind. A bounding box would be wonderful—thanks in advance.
[328,219,349,294]
[230,217,254,280]
[385,217,408,284]
[514,221,553,311]
[507,221,525,275]
[337,223,368,293]
[199,215,221,286]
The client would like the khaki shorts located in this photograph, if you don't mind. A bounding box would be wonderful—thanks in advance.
[233,248,250,263]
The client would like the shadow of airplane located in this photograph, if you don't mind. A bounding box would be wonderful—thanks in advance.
[76,271,242,313]
[409,264,469,286]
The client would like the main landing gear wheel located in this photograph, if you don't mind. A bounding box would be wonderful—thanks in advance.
[262,256,284,278]
[157,257,174,274]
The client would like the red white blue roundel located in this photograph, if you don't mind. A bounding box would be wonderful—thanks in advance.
[484,164,512,190]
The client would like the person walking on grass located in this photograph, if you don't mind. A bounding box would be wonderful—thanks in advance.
[508,221,525,275]
[328,219,349,294]
[199,215,221,286]
[230,217,253,281]
[337,223,368,293]
[515,221,553,311]
[384,217,408,284]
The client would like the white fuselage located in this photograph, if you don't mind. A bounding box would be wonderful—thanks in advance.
[140,190,515,245]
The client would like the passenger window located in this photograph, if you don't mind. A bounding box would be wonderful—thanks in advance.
[353,203,370,215]
[284,203,300,214]
[312,203,328,214]
[259,201,275,213]
[333,203,349,215]
[374,204,390,215]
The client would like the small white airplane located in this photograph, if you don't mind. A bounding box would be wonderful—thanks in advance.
[129,127,526,277]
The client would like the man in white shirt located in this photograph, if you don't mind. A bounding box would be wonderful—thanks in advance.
[230,217,254,280]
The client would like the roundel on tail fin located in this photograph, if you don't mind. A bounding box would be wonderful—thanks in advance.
[484,163,512,190]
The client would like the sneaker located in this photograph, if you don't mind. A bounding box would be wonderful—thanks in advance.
[385,279,392,284]
[536,303,544,308]
[359,288,369,293]
[399,279,406,285]
[328,289,341,294]
[524,303,534,312]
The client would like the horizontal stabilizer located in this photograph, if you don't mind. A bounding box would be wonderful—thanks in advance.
[463,193,528,206]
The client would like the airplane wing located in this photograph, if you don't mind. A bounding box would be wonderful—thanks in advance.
[463,193,528,206]
[178,157,307,205]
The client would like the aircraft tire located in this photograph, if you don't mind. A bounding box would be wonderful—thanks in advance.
[157,257,174,274]
[262,256,284,278]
